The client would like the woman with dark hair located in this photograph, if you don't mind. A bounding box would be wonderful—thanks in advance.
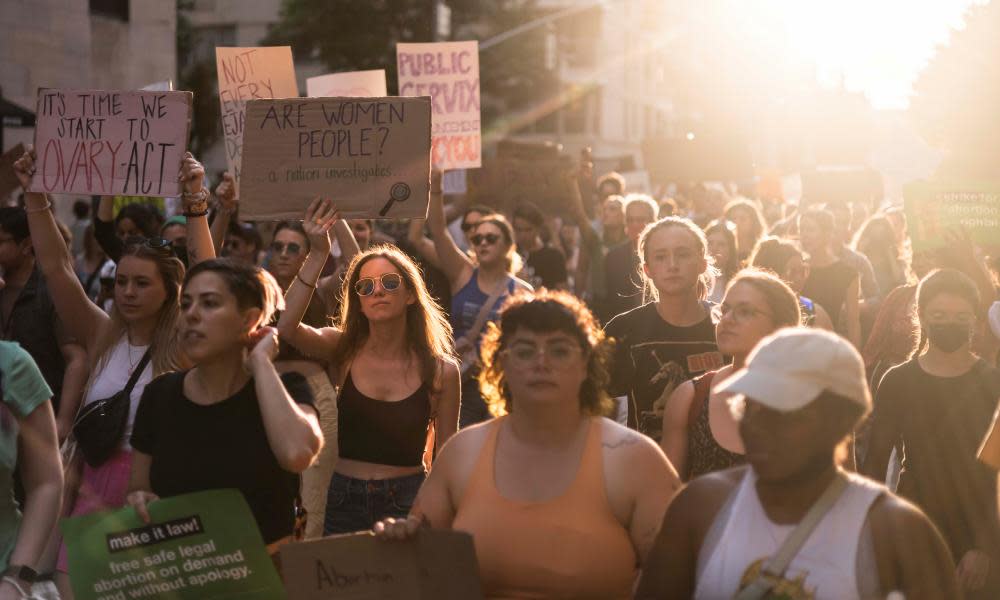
[704,219,739,303]
[853,214,909,295]
[864,268,1000,597]
[724,199,767,262]
[126,258,322,552]
[92,198,164,264]
[750,236,835,330]
[14,148,196,598]
[375,290,681,599]
[277,199,460,535]
[661,269,801,480]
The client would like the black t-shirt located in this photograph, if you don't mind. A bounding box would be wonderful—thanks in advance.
[603,241,643,322]
[870,358,1000,558]
[525,246,568,289]
[131,370,316,544]
[802,260,858,328]
[605,302,723,438]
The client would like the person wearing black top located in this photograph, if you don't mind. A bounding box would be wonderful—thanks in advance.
[127,259,323,549]
[799,207,861,347]
[512,202,568,290]
[605,217,724,439]
[603,194,660,320]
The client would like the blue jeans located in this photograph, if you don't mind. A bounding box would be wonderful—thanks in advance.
[323,472,425,535]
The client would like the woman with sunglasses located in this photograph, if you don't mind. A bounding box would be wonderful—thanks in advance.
[277,199,460,535]
[12,149,203,598]
[423,172,531,427]
[660,269,801,480]
[375,291,680,599]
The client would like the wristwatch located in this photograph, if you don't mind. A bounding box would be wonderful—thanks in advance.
[3,564,37,584]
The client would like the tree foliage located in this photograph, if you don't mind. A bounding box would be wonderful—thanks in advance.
[910,1,1000,180]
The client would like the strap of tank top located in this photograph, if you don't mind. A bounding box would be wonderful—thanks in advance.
[457,274,511,349]
[687,372,716,429]
[734,473,850,600]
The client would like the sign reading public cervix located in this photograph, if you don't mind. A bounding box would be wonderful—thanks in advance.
[397,41,481,170]
[60,489,284,600]
[239,96,432,220]
[29,89,192,197]
[215,46,299,186]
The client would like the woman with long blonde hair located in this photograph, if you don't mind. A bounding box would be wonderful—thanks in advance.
[277,199,460,535]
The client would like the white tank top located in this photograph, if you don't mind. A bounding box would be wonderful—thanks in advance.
[694,469,882,600]
[84,336,153,450]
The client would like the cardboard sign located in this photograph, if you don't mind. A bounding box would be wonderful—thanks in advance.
[281,530,482,600]
[306,70,387,98]
[60,489,285,600]
[905,181,1000,251]
[29,89,192,197]
[141,81,173,92]
[473,140,575,215]
[216,46,299,185]
[239,97,431,220]
[397,41,481,170]
[0,143,25,197]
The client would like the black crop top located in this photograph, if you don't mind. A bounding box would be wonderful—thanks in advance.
[337,370,432,467]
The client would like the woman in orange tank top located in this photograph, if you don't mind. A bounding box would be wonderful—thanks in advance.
[376,290,682,599]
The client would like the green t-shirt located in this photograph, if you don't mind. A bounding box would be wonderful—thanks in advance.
[0,341,53,571]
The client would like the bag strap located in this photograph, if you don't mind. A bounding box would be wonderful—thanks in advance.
[734,474,850,600]
[123,348,153,395]
[458,275,511,347]
[687,371,716,429]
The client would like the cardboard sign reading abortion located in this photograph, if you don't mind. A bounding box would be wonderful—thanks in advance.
[281,530,482,599]
[306,70,387,98]
[905,181,1000,251]
[60,489,284,600]
[397,41,480,170]
[216,47,299,185]
[240,97,431,220]
[29,89,192,197]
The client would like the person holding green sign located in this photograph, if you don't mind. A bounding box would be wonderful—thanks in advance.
[127,258,323,554]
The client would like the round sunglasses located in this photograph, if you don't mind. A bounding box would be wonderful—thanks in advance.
[355,273,403,296]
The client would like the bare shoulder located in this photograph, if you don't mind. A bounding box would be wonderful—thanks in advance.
[663,380,696,421]
[434,418,495,481]
[599,418,663,456]
[438,356,461,379]
[667,467,746,524]
[866,489,940,537]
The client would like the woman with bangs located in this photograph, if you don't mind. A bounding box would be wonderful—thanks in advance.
[277,199,460,535]
[375,290,681,599]
[14,148,198,597]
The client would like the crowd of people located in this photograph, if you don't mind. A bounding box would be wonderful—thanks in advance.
[0,140,998,599]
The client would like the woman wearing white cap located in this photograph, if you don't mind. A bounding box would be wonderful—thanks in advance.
[636,328,958,600]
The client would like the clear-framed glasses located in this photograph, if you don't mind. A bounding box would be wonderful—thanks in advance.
[355,272,403,296]
[503,341,584,369]
[270,241,302,256]
[712,302,773,324]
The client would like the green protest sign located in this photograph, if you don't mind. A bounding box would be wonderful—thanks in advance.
[904,181,1000,251]
[60,489,284,600]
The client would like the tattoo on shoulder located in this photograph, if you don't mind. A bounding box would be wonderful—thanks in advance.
[603,431,643,450]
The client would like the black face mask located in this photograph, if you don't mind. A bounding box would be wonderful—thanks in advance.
[927,322,971,353]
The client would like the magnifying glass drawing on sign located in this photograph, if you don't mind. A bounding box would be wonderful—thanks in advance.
[379,182,411,217]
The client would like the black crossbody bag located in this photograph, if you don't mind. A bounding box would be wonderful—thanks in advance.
[72,348,151,467]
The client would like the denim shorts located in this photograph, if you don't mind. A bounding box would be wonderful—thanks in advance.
[323,471,425,535]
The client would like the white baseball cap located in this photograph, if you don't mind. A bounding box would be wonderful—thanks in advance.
[715,327,871,413]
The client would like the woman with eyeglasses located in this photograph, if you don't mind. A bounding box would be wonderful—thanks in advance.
[374,290,681,599]
[12,149,203,598]
[277,199,460,535]
[660,269,801,480]
[423,172,531,427]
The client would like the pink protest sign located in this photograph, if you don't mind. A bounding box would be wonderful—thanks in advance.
[397,41,480,170]
[306,70,387,98]
[215,46,299,186]
[29,89,192,197]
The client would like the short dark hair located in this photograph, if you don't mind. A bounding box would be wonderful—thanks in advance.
[917,268,980,316]
[0,207,29,242]
[597,171,626,195]
[274,220,309,252]
[228,221,262,251]
[184,258,283,329]
[513,202,545,230]
[73,200,91,220]
[115,203,161,238]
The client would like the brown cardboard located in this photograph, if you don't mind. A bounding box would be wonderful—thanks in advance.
[0,143,25,197]
[239,96,432,220]
[215,46,299,188]
[473,140,576,216]
[28,89,192,197]
[280,530,482,600]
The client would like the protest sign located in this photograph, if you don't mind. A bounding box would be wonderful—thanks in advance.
[281,530,482,600]
[442,168,467,194]
[215,46,299,186]
[397,41,481,170]
[306,70,387,98]
[239,96,431,220]
[28,89,192,197]
[472,140,576,216]
[904,181,1000,251]
[0,143,25,197]
[60,489,284,600]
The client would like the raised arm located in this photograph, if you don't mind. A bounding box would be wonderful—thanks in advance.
[276,198,343,359]
[246,327,323,472]
[408,217,441,268]
[177,153,215,267]
[332,218,360,266]
[13,148,108,348]
[426,170,474,289]
[94,196,124,262]
[210,172,238,256]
